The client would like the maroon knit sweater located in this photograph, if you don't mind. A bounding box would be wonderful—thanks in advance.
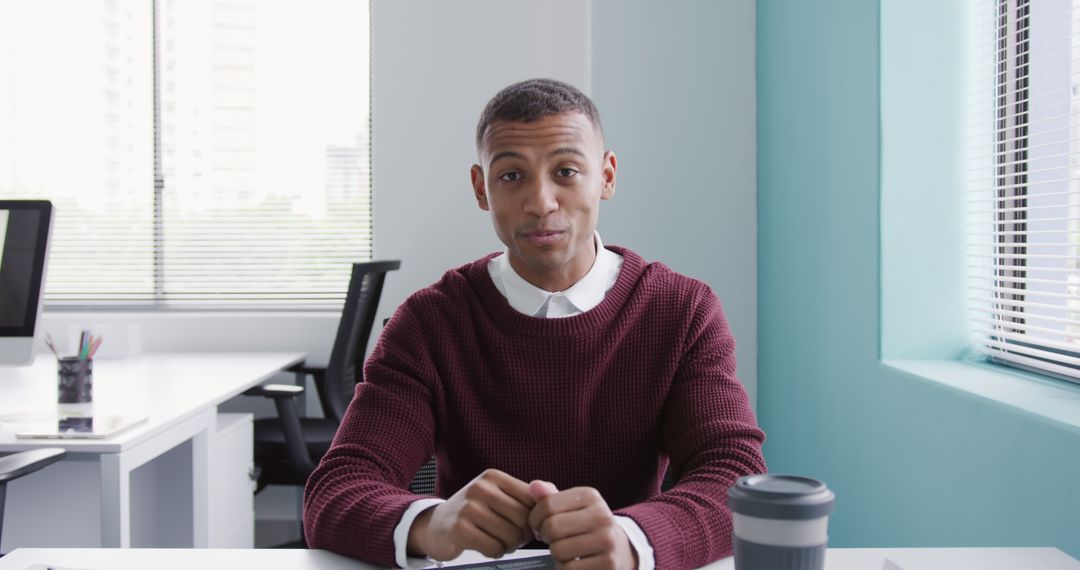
[303,247,766,569]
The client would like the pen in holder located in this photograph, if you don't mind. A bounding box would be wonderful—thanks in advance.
[58,357,93,404]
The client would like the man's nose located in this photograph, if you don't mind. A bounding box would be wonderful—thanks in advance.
[524,178,558,217]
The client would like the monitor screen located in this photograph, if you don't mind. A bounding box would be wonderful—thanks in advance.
[0,200,52,344]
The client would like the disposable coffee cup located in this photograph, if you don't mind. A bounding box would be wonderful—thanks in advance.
[727,474,835,570]
[58,357,93,404]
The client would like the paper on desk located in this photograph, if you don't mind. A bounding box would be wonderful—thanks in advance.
[434,554,554,570]
[24,564,102,570]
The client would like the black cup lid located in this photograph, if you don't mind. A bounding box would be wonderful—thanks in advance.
[727,474,835,520]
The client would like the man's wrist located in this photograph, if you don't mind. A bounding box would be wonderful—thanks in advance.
[406,506,434,556]
[628,535,639,568]
[394,498,445,568]
[613,515,654,570]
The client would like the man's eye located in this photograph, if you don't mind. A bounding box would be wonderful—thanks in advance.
[556,168,579,178]
[499,172,522,182]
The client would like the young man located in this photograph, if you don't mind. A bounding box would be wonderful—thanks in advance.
[303,79,766,570]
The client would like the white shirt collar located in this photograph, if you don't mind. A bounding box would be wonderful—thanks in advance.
[487,232,624,318]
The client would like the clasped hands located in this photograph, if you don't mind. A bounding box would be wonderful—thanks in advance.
[407,469,638,570]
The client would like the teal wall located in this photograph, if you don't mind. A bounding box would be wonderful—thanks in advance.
[758,0,1080,558]
[879,0,969,361]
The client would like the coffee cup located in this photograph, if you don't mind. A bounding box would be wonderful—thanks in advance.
[727,474,835,570]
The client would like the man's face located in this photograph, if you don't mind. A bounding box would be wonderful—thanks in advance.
[471,111,616,292]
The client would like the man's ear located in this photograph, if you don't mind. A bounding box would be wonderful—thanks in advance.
[600,151,617,200]
[470,164,490,211]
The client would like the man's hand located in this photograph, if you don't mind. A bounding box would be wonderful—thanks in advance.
[408,469,535,561]
[527,481,638,570]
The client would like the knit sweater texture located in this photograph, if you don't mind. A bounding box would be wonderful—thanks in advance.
[303,246,767,569]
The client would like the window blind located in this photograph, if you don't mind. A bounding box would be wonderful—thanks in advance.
[0,0,371,308]
[966,0,1080,383]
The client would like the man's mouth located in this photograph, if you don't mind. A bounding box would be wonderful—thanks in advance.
[522,230,565,246]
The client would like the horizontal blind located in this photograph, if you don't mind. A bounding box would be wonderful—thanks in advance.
[0,0,371,308]
[966,0,1080,384]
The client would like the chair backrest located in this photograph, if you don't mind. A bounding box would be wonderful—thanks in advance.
[318,260,400,423]
[409,456,437,495]
[0,447,65,550]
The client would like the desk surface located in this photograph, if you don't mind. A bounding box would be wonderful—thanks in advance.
[0,352,305,453]
[0,547,1077,570]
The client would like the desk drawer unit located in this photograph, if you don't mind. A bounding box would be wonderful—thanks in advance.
[210,413,255,548]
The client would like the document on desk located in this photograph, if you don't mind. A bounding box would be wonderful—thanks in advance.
[441,554,554,570]
[8,412,148,439]
[24,565,100,570]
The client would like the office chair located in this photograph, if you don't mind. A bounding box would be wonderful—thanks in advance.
[245,260,401,495]
[0,448,66,553]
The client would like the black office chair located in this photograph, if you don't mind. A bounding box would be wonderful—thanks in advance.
[0,448,66,554]
[245,260,401,495]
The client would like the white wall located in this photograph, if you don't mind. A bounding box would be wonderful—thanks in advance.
[370,0,591,317]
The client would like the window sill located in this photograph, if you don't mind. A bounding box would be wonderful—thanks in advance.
[882,359,1080,432]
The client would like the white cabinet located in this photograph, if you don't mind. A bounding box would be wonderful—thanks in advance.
[209,413,255,548]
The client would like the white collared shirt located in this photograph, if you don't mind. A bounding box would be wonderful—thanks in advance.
[393,233,654,570]
[486,231,624,317]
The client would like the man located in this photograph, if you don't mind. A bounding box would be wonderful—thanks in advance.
[304,79,766,570]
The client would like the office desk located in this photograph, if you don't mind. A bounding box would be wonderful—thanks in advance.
[0,352,305,551]
[0,547,1077,570]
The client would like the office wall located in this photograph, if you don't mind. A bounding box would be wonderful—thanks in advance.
[591,0,758,404]
[757,0,1080,557]
[370,0,590,322]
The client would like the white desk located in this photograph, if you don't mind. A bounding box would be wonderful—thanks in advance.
[710,547,1080,569]
[0,352,305,551]
[0,547,1077,570]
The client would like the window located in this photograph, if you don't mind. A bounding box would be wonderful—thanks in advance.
[0,0,371,308]
[967,0,1080,383]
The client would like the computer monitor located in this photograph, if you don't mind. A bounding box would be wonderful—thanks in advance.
[0,200,53,365]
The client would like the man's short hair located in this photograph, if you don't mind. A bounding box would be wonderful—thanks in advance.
[475,78,603,149]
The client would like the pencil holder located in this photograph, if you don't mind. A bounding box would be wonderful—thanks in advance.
[58,357,93,404]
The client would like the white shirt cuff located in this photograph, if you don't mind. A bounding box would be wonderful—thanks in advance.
[614,515,655,570]
[393,498,446,568]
